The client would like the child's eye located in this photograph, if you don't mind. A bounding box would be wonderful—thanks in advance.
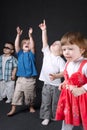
[62,49,66,51]
[68,48,73,50]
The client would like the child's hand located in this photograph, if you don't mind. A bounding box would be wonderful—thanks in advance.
[59,82,65,90]
[11,75,16,80]
[69,85,77,91]
[59,84,63,90]
[49,74,56,81]
[70,87,86,97]
[29,27,33,34]
[28,27,33,38]
[16,26,23,35]
[39,19,46,31]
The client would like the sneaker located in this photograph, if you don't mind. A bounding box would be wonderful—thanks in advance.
[41,119,49,125]
[5,100,11,103]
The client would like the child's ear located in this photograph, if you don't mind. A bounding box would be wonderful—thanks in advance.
[80,48,85,54]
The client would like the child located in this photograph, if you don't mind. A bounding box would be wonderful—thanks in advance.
[7,26,37,116]
[55,32,87,130]
[39,20,65,125]
[0,42,17,103]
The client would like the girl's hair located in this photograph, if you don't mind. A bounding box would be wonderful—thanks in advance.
[61,32,87,57]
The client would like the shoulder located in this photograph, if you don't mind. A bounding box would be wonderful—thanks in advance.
[12,56,17,59]
[81,60,87,68]
[11,56,17,62]
[80,59,87,67]
[16,50,23,56]
[42,45,50,53]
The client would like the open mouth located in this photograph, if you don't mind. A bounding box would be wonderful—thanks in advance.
[25,46,29,48]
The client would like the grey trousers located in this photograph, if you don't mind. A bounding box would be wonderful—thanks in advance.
[40,84,60,119]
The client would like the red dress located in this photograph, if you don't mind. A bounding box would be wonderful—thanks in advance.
[55,60,87,130]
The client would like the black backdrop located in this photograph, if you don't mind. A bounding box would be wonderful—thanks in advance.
[0,0,87,107]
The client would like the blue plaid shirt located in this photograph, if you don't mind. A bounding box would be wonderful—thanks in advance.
[0,55,18,81]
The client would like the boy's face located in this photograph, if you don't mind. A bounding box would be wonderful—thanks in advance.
[50,41,62,55]
[22,39,31,52]
[3,43,14,55]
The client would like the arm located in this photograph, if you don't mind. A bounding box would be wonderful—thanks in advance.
[28,27,35,53]
[39,20,48,48]
[49,72,64,81]
[15,26,23,53]
[69,85,86,97]
[69,63,87,96]
[11,68,17,80]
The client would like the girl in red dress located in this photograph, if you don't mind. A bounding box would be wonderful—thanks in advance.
[55,32,87,130]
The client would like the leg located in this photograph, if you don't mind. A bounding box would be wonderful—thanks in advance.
[24,77,36,113]
[7,91,23,116]
[7,105,16,116]
[52,86,60,119]
[6,81,15,103]
[0,81,6,100]
[40,84,52,125]
[7,92,23,116]
[30,105,35,113]
[7,78,23,116]
[61,120,74,130]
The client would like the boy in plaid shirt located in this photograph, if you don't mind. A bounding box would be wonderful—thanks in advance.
[0,42,17,103]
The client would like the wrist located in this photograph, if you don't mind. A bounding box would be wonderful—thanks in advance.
[42,29,47,31]
[29,33,32,37]
[17,34,21,37]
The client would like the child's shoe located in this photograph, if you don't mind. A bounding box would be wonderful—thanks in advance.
[5,99,11,103]
[41,119,49,125]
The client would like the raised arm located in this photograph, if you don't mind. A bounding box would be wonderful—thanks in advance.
[15,26,23,53]
[28,27,35,53]
[39,20,48,48]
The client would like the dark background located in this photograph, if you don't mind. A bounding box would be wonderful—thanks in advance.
[0,0,86,129]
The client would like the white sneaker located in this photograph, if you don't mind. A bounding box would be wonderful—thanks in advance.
[5,100,11,103]
[41,119,49,125]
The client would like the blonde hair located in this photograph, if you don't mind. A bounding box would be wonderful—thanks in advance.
[61,32,87,57]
